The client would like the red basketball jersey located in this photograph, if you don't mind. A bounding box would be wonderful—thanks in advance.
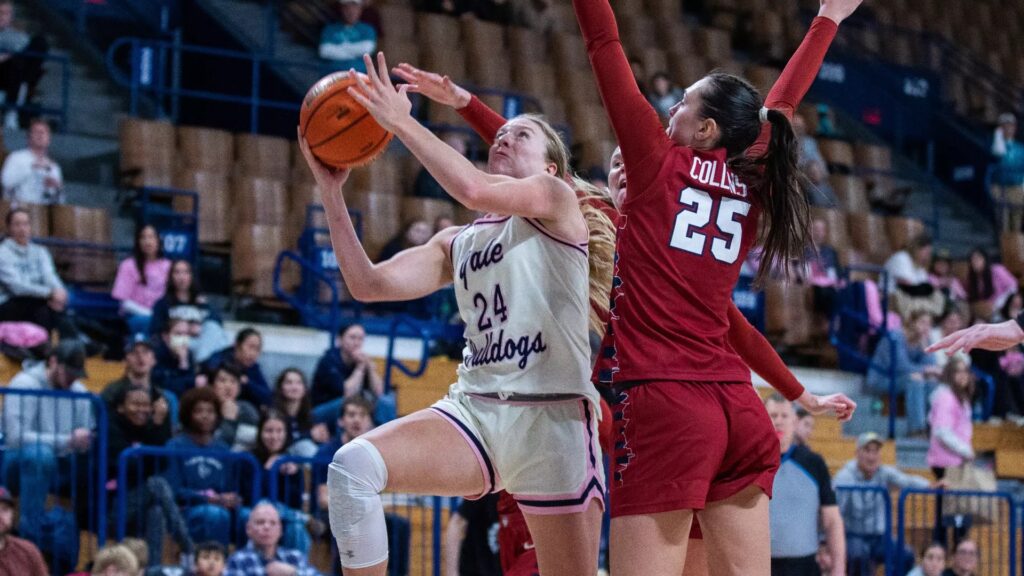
[593,146,760,385]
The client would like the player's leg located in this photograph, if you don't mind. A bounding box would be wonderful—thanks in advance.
[610,511,692,575]
[683,526,709,576]
[329,409,487,576]
[698,485,771,576]
[521,503,603,576]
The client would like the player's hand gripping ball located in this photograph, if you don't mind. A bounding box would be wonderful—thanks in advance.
[299,71,393,169]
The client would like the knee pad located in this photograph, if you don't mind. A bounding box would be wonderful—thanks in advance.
[328,438,389,569]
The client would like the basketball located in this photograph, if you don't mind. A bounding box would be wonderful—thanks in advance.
[299,71,393,169]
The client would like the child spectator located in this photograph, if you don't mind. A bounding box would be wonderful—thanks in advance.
[193,542,227,576]
[965,248,1017,321]
[152,318,202,397]
[867,310,942,436]
[928,358,975,479]
[210,363,259,452]
[166,388,240,546]
[930,307,971,370]
[311,323,394,426]
[120,538,149,576]
[202,328,271,408]
[943,539,979,576]
[319,0,377,73]
[271,368,328,458]
[907,542,946,576]
[108,385,193,567]
[1,118,62,203]
[113,225,171,337]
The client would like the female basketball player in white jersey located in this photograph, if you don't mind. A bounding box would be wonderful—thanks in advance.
[297,52,607,576]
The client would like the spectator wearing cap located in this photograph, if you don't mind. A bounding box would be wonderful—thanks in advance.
[765,393,845,576]
[992,112,1024,232]
[833,432,934,576]
[0,340,95,541]
[0,485,48,576]
[1,117,62,203]
[102,335,177,431]
[318,0,377,74]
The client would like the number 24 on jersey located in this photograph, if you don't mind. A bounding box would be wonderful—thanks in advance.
[669,187,751,265]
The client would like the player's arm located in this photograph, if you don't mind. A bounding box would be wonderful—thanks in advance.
[297,130,456,303]
[352,53,586,236]
[571,0,671,196]
[392,63,506,145]
[746,0,863,156]
[927,318,1024,354]
[727,305,856,420]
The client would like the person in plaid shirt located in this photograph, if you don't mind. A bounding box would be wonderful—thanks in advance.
[224,502,320,576]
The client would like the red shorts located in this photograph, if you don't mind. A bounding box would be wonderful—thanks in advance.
[609,380,779,518]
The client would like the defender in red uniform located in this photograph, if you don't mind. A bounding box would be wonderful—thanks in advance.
[571,0,863,574]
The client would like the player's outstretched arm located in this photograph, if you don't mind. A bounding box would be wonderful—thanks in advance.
[926,320,1024,355]
[572,0,670,197]
[726,304,856,421]
[297,127,456,303]
[392,63,507,145]
[351,53,584,234]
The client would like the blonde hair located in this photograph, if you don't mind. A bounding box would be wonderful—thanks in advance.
[92,544,139,576]
[120,538,148,570]
[508,114,617,335]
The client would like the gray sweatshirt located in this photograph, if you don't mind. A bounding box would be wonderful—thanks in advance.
[0,237,64,305]
[2,362,95,454]
[833,459,931,536]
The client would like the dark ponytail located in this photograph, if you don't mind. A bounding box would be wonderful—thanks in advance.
[698,73,809,287]
[750,109,808,287]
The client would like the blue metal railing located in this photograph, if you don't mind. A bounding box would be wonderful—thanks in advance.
[898,488,1017,576]
[266,455,451,576]
[835,485,894,576]
[115,446,262,541]
[273,250,342,342]
[106,37,324,132]
[383,315,433,395]
[0,387,109,574]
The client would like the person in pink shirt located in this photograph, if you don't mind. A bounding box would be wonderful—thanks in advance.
[928,251,967,304]
[927,357,975,479]
[966,248,1018,320]
[112,225,171,336]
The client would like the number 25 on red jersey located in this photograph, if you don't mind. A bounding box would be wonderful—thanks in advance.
[669,187,751,265]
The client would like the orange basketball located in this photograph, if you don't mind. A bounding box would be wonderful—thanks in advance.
[299,71,393,169]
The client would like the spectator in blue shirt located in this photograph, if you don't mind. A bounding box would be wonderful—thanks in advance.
[319,0,377,73]
[166,387,241,546]
[992,112,1024,232]
[225,502,320,576]
[202,328,271,408]
[867,310,942,436]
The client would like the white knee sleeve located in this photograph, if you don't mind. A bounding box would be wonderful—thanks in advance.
[328,437,390,569]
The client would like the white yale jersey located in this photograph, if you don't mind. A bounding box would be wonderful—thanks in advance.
[450,215,597,404]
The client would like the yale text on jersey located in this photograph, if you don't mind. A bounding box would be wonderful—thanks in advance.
[458,237,504,290]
